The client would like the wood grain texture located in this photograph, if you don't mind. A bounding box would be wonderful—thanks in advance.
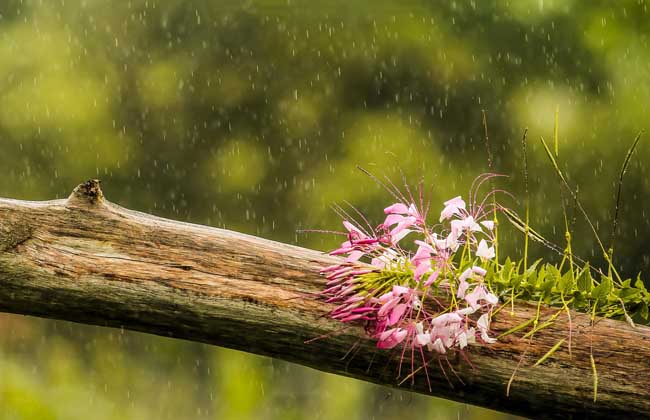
[0,180,648,419]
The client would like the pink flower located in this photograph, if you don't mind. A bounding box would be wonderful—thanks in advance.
[412,241,434,280]
[390,223,415,242]
[329,246,355,256]
[370,249,399,269]
[377,328,408,349]
[383,213,405,227]
[376,285,417,326]
[407,203,425,224]
[377,295,401,318]
[464,284,498,310]
[457,268,473,298]
[457,266,486,299]
[384,202,425,226]
[456,306,477,316]
[431,312,463,328]
[317,177,505,377]
[343,220,367,240]
[414,322,432,346]
[382,203,424,239]
[387,303,408,326]
[345,250,365,262]
[422,269,440,287]
[384,203,409,214]
[392,285,411,296]
[390,228,413,244]
[440,196,466,221]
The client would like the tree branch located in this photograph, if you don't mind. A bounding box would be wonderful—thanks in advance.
[0,180,648,419]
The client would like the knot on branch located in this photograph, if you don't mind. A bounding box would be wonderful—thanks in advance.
[68,179,104,206]
[0,221,33,252]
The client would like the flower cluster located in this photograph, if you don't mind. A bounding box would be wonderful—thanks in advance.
[320,181,501,380]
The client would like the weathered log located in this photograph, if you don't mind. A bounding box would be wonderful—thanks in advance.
[0,180,648,419]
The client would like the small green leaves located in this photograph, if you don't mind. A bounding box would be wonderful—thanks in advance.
[641,303,649,320]
[591,277,612,300]
[485,254,649,327]
[635,276,648,292]
[525,259,542,279]
[557,270,574,295]
[617,287,640,300]
[576,265,593,293]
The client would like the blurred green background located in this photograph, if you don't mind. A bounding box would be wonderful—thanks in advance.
[0,0,648,418]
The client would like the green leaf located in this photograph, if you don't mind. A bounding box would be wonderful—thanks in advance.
[525,259,542,278]
[536,264,556,295]
[617,287,640,300]
[557,270,574,295]
[640,303,649,320]
[546,264,561,282]
[577,265,593,292]
[592,277,612,300]
[502,258,513,282]
[534,264,546,287]
[635,276,648,292]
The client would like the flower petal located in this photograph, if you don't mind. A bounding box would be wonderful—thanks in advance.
[476,239,495,259]
[481,220,495,230]
[431,338,447,354]
[416,332,431,346]
[384,203,409,214]
[387,303,408,326]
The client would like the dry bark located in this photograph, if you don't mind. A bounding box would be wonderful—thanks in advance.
[0,180,648,419]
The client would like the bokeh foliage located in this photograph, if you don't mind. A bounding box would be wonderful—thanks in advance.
[0,0,648,418]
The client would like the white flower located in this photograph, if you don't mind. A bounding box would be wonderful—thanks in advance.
[456,306,477,316]
[476,239,495,260]
[464,284,498,309]
[451,216,482,235]
[477,313,497,344]
[467,327,477,344]
[472,266,487,276]
[416,332,432,346]
[457,331,469,349]
[481,220,495,231]
[431,338,447,354]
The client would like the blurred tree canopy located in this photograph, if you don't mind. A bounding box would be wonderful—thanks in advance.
[0,1,648,419]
